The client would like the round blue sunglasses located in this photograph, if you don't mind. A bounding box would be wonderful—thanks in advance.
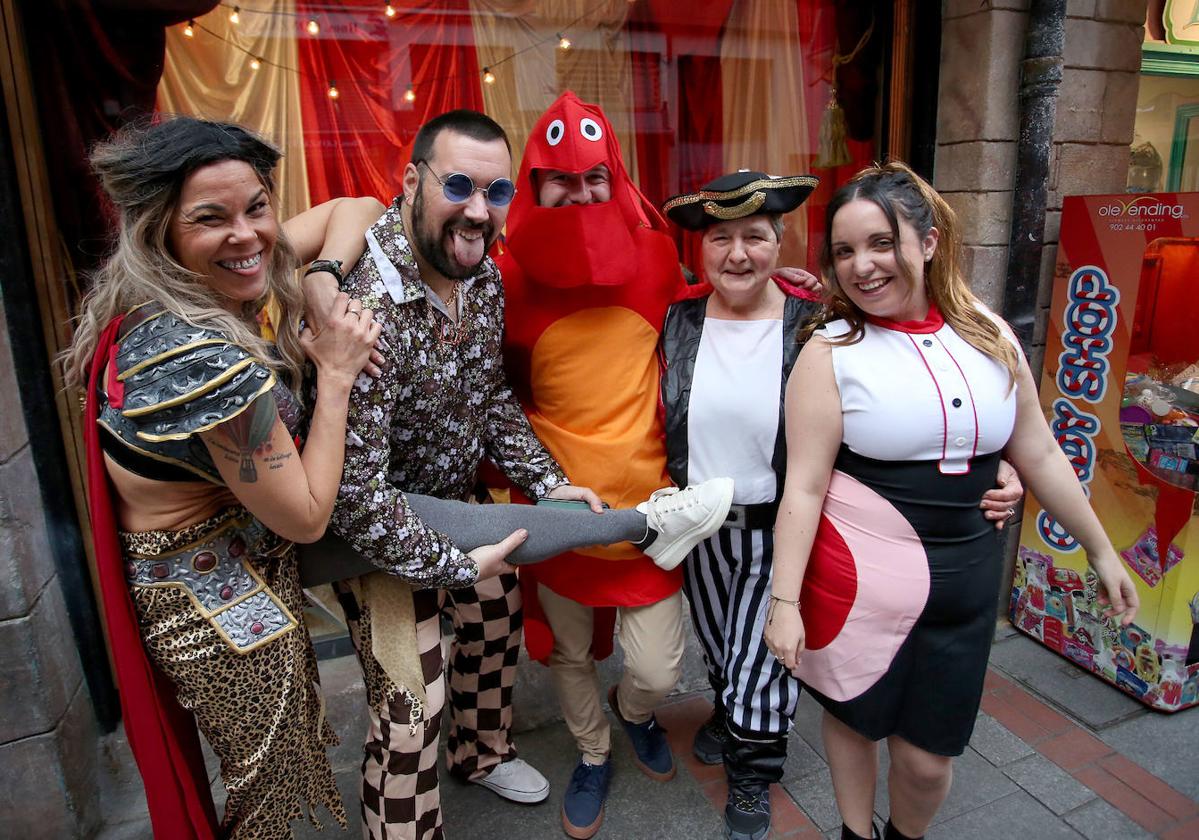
[416,160,516,207]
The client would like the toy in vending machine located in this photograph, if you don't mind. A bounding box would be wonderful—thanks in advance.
[1012,193,1199,712]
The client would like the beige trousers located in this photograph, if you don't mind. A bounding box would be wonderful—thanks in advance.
[539,584,686,764]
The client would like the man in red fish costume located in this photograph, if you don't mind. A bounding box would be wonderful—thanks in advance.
[494,91,693,838]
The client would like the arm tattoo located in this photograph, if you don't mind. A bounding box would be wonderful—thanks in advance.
[207,437,240,463]
[218,392,278,483]
[265,451,294,471]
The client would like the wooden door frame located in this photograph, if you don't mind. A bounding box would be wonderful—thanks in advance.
[888,0,916,162]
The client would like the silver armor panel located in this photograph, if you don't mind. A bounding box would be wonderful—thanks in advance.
[97,303,297,483]
[125,515,297,654]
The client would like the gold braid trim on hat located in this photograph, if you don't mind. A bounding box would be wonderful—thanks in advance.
[704,191,766,219]
[661,174,819,213]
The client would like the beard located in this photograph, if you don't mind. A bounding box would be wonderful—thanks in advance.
[411,180,496,280]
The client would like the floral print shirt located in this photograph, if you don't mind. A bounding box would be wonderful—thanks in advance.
[330,199,568,588]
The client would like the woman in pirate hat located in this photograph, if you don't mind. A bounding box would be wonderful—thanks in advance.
[660,170,822,840]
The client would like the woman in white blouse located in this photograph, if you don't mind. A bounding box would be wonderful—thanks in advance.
[764,162,1137,840]
[660,170,1025,840]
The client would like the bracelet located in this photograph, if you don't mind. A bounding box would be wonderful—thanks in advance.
[304,258,344,287]
[766,594,800,625]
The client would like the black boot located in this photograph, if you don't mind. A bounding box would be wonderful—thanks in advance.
[841,820,882,840]
[723,730,787,840]
[693,701,730,765]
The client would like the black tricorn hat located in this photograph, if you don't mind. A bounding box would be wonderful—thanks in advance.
[662,170,819,231]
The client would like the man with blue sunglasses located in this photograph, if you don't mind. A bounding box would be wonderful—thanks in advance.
[305,109,603,837]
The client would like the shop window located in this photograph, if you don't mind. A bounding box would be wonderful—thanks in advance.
[159,0,886,269]
[1168,103,1199,190]
[1122,238,1199,491]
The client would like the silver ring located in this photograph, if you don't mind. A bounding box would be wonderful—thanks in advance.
[348,308,362,317]
[1005,508,1017,519]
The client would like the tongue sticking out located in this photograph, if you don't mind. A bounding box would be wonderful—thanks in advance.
[450,228,485,269]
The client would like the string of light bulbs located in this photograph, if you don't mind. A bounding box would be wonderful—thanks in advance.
[180,2,606,102]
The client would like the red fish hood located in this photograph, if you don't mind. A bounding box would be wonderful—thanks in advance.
[503,91,675,288]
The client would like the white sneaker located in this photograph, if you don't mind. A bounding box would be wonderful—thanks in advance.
[638,478,735,570]
[470,757,550,804]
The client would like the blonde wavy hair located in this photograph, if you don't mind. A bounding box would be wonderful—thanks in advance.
[813,161,1019,384]
[62,116,306,392]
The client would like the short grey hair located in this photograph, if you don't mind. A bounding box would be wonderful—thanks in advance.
[767,213,784,241]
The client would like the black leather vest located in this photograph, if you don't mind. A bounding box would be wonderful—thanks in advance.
[660,293,819,501]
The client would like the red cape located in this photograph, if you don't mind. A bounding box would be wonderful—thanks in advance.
[85,316,219,838]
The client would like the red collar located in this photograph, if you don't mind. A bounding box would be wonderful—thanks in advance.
[866,302,944,334]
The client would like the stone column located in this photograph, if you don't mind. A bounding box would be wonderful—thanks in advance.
[0,293,100,834]
[936,1,1029,312]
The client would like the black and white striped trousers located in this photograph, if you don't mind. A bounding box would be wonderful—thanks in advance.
[683,525,799,738]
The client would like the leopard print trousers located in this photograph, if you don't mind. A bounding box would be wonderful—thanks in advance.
[123,507,347,839]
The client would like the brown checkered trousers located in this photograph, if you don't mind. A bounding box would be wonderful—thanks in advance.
[337,572,523,839]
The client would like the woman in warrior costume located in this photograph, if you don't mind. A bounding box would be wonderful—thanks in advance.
[62,116,385,839]
[64,115,736,840]
[659,171,1024,840]
[764,162,1139,840]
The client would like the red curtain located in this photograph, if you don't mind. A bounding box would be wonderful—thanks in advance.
[297,0,484,205]
[627,43,672,211]
[629,0,877,274]
[22,0,218,299]
[797,1,877,268]
[674,52,728,276]
[628,0,734,276]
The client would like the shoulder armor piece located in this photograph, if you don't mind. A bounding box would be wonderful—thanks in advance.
[116,306,276,442]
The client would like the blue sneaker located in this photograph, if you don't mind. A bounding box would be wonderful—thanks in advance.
[608,685,676,781]
[562,756,612,839]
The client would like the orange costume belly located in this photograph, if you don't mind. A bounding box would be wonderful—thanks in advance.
[526,307,671,561]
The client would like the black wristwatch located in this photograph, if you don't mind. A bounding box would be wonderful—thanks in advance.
[303,258,344,287]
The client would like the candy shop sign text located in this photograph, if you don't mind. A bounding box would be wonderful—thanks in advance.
[1038,265,1120,552]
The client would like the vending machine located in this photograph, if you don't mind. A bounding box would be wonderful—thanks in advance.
[1012,193,1199,713]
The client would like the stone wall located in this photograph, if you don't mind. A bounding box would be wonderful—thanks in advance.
[938,0,1146,357]
[0,292,100,834]
[936,1,1028,312]
[935,0,1147,604]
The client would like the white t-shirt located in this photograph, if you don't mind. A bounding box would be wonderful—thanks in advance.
[686,317,783,504]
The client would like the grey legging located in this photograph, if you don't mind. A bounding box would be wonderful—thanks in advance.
[298,494,648,587]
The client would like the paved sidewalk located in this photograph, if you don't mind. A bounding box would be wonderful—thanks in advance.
[97,627,1198,839]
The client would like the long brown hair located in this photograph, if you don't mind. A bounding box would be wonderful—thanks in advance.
[812,161,1019,384]
[62,116,305,392]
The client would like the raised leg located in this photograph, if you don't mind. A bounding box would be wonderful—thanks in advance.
[407,495,647,565]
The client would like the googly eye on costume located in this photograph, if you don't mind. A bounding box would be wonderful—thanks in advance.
[579,117,603,142]
[546,119,565,146]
